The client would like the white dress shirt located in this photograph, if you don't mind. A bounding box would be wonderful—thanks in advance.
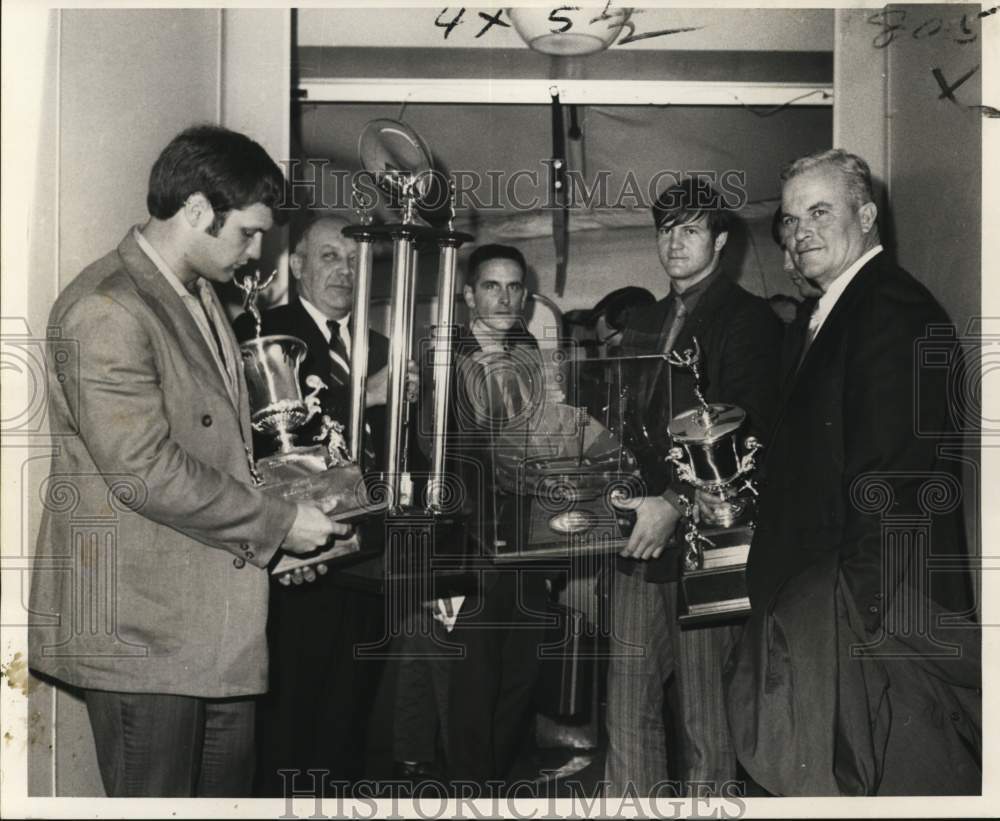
[134,227,238,405]
[299,296,352,373]
[806,244,884,344]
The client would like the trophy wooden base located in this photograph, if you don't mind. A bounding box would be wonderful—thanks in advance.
[258,458,388,576]
[678,524,753,627]
[489,487,635,563]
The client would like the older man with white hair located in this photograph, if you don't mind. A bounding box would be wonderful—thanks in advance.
[728,149,979,796]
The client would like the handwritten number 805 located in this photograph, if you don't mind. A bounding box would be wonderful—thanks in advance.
[869,9,911,47]
[868,8,992,48]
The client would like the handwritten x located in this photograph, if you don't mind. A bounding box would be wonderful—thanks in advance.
[932,65,979,102]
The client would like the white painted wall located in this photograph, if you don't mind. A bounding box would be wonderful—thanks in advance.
[16,8,223,798]
[221,8,293,308]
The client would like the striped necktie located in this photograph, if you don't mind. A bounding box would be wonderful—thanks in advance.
[326,319,350,378]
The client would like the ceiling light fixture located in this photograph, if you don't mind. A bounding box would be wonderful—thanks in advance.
[507,7,633,56]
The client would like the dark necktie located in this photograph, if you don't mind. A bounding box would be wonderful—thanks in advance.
[326,319,350,379]
[643,294,687,445]
[662,294,688,356]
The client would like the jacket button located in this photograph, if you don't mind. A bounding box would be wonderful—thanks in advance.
[245,551,254,560]
[874,592,883,601]
[950,711,961,722]
[868,605,879,614]
[202,414,213,427]
[233,557,245,569]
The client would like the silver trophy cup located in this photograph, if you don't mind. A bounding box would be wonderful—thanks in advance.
[235,271,383,575]
[664,339,761,603]
[667,404,760,529]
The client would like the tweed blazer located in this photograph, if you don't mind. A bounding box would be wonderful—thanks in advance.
[29,230,297,698]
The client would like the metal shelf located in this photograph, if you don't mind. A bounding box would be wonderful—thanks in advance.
[298,78,833,107]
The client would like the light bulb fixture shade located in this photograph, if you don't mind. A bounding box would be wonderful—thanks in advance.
[507,7,632,56]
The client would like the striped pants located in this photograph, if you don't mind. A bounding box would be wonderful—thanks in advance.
[604,570,740,796]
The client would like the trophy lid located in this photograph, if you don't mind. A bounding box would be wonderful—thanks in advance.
[668,403,745,445]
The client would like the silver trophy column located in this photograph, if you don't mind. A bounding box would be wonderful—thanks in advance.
[343,224,377,464]
[427,233,462,512]
[383,225,418,511]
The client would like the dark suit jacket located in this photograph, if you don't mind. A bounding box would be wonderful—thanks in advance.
[234,299,389,471]
[726,552,980,795]
[747,252,973,634]
[619,272,783,582]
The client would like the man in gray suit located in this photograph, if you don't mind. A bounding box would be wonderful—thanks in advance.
[29,126,348,797]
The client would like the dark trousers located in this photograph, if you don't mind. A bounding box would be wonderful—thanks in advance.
[254,577,387,795]
[392,611,452,765]
[84,689,255,797]
[445,569,548,783]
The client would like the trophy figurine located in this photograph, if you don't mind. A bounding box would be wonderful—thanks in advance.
[235,269,383,573]
[665,337,761,623]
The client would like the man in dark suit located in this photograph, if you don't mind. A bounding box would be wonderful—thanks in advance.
[729,149,979,795]
[233,215,398,792]
[605,179,782,795]
[29,126,347,797]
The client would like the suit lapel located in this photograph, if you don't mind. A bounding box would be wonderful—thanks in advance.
[781,297,817,390]
[796,256,881,377]
[199,282,241,409]
[773,256,883,431]
[117,232,236,408]
[664,273,733,410]
[673,272,731,352]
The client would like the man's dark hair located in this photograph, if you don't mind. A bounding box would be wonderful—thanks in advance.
[147,125,289,234]
[593,286,656,331]
[466,244,527,287]
[651,177,731,240]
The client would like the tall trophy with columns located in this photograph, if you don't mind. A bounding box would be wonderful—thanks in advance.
[341,118,474,592]
[665,337,761,624]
